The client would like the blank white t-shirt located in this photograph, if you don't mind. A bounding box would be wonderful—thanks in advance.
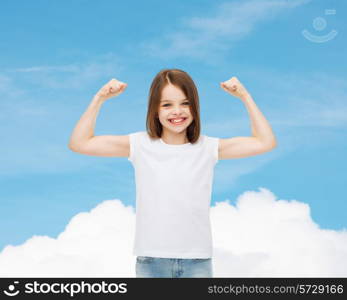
[128,131,219,258]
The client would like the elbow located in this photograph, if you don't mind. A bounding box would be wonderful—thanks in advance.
[267,134,278,149]
[68,137,75,151]
[258,137,277,150]
[262,139,277,151]
[68,143,78,152]
[68,139,90,153]
[268,139,277,150]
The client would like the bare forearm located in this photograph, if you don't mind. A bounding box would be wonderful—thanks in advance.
[68,95,104,149]
[242,94,277,146]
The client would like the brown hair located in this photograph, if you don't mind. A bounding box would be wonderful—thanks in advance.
[146,68,201,144]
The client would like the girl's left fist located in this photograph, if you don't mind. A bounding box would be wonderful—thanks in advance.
[220,76,250,101]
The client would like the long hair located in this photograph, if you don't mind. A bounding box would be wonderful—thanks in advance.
[146,68,201,144]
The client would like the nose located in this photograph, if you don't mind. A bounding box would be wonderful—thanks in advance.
[172,105,184,114]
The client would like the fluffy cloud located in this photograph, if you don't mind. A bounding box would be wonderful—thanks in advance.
[140,0,310,61]
[0,200,136,277]
[0,188,346,277]
[211,188,347,277]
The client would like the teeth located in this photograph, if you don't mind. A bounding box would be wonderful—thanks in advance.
[170,118,184,123]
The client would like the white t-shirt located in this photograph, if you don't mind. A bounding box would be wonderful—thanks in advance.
[128,131,219,258]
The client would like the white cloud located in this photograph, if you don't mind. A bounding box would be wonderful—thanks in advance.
[4,52,124,90]
[0,74,27,98]
[1,188,346,277]
[140,0,310,61]
[0,200,136,277]
[211,188,347,277]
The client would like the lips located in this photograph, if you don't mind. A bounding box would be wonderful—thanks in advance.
[168,117,187,125]
[169,117,187,121]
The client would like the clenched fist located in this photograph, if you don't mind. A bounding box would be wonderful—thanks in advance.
[95,78,128,102]
[220,77,250,101]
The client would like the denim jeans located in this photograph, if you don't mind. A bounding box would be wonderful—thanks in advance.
[135,256,213,278]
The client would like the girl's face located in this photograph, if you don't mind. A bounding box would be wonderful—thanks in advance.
[157,84,193,134]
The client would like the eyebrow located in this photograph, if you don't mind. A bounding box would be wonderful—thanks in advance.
[160,98,188,103]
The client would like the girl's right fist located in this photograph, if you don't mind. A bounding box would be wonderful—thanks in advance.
[96,78,128,102]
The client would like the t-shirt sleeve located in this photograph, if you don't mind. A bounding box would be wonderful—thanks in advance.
[127,131,142,164]
[205,135,219,165]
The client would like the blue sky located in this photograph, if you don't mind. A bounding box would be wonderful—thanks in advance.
[0,0,346,254]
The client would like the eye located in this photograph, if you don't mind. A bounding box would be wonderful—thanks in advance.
[162,102,190,107]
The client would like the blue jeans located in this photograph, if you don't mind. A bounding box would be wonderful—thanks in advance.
[135,256,213,278]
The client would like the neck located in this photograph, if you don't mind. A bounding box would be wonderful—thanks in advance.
[161,130,189,145]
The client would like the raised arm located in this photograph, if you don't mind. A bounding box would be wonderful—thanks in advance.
[68,79,130,157]
[218,76,277,160]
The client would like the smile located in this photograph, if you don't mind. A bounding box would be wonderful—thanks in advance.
[168,118,187,125]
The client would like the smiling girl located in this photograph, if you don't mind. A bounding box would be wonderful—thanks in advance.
[68,68,277,278]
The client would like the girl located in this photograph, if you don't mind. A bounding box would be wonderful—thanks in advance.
[68,69,277,278]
